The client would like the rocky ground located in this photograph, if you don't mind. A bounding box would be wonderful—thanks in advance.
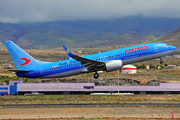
[38,69,179,86]
[1,69,180,86]
[40,77,162,86]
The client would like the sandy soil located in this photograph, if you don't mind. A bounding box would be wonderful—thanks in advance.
[0,107,180,119]
[0,73,16,77]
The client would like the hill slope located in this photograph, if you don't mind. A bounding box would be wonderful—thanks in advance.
[142,34,157,44]
[152,28,180,46]
[1,16,180,48]
[152,28,180,53]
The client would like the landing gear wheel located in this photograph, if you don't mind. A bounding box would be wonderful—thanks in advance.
[160,61,163,64]
[94,72,99,79]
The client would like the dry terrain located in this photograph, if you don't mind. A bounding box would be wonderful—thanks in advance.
[1,68,180,86]
[0,107,180,119]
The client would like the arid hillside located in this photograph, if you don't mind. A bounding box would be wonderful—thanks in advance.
[152,28,180,54]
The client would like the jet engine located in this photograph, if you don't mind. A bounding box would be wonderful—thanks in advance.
[105,60,123,72]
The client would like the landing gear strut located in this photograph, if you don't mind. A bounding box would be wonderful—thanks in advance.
[94,72,99,79]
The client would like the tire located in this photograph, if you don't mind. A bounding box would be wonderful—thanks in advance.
[94,73,99,79]
[160,61,163,64]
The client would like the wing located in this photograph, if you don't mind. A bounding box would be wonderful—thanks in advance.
[63,45,105,70]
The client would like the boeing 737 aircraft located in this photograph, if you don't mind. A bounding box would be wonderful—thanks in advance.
[4,41,177,79]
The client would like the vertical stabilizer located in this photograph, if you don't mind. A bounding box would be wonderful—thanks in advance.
[4,41,51,70]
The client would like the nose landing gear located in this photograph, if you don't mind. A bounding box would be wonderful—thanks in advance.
[160,56,167,65]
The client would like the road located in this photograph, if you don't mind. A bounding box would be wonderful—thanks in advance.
[1,103,180,119]
[0,103,180,107]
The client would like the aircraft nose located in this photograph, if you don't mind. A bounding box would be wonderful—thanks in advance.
[169,45,177,51]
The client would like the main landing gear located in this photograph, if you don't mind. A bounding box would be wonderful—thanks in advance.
[94,72,99,79]
[160,58,164,64]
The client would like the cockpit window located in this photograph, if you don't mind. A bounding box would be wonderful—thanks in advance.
[163,45,168,47]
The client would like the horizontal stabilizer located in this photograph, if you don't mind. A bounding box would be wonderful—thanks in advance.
[9,69,30,73]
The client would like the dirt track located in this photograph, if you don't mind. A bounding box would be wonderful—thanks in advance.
[0,107,180,119]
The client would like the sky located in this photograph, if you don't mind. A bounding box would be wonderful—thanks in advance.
[0,0,180,23]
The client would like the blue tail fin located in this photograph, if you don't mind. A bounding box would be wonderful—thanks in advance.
[4,41,51,70]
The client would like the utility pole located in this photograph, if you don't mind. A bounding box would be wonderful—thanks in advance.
[118,70,119,93]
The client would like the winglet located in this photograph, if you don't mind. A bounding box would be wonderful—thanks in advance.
[62,45,71,59]
[66,54,71,59]
[63,45,76,57]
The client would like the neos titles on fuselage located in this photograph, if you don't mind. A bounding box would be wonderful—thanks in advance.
[4,41,177,79]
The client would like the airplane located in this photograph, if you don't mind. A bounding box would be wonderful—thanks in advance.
[4,41,177,79]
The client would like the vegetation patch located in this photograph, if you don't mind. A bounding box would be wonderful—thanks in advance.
[1,95,180,105]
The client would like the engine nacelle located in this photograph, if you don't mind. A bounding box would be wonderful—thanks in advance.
[105,60,123,72]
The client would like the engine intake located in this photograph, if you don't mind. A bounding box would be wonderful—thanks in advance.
[105,60,123,72]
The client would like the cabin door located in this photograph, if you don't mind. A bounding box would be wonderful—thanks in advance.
[40,68,45,76]
[154,45,159,52]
